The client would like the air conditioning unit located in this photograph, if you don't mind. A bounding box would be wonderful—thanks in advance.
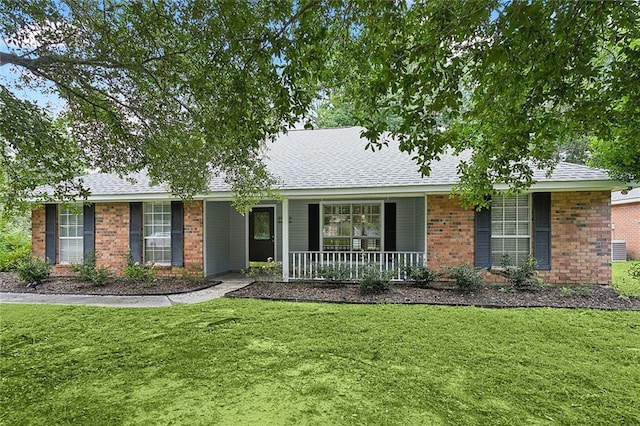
[612,240,627,262]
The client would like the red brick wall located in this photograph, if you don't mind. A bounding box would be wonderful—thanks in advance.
[612,202,640,260]
[95,203,130,272]
[426,191,612,285]
[426,195,475,269]
[31,201,204,278]
[31,207,46,261]
[535,191,611,285]
[183,200,204,271]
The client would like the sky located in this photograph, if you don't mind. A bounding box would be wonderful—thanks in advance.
[1,28,66,116]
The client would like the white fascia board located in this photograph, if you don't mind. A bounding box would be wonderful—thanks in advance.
[276,185,454,199]
[612,198,640,206]
[83,180,619,203]
[526,180,622,192]
[85,193,211,203]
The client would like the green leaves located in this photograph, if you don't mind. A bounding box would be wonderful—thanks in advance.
[1,1,639,212]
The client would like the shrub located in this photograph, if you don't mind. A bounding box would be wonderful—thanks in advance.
[0,229,31,272]
[358,264,393,294]
[629,262,640,281]
[70,252,110,286]
[404,264,442,288]
[560,285,593,297]
[244,259,282,283]
[317,263,352,284]
[123,253,156,286]
[493,254,542,290]
[16,256,52,286]
[446,263,482,292]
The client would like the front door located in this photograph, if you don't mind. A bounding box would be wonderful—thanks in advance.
[249,207,275,262]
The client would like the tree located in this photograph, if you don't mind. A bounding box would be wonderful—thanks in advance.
[2,1,639,212]
[1,0,336,212]
[334,1,640,206]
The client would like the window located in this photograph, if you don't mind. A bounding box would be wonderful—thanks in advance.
[59,206,83,264]
[322,203,381,251]
[144,202,171,264]
[491,194,530,266]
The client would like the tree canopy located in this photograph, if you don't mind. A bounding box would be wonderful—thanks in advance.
[1,1,639,212]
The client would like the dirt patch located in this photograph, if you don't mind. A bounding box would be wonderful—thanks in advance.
[227,281,640,310]
[0,272,218,296]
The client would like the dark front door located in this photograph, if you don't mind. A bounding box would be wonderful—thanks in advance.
[249,207,275,262]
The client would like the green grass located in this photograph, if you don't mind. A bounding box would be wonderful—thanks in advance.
[2,300,639,425]
[612,261,640,297]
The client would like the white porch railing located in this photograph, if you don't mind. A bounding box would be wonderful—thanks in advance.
[290,251,425,281]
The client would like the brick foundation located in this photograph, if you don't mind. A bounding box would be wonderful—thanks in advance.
[612,202,640,260]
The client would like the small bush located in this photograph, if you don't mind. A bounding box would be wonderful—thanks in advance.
[560,285,593,297]
[70,252,110,286]
[446,263,482,292]
[358,264,393,294]
[16,256,52,285]
[123,253,156,286]
[0,231,31,272]
[317,263,352,284]
[244,260,282,283]
[404,264,442,288]
[629,262,640,280]
[493,255,542,290]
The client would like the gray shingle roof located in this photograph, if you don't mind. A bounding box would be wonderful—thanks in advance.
[76,126,615,198]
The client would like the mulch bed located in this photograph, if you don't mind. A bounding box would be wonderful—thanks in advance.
[2,271,639,310]
[0,272,218,296]
[227,281,640,310]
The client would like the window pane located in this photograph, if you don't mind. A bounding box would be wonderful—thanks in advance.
[59,206,83,264]
[143,202,171,263]
[321,202,382,252]
[253,211,271,240]
[490,195,530,267]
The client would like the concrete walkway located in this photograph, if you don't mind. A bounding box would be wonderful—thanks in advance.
[0,274,253,308]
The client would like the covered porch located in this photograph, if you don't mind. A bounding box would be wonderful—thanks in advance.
[204,196,427,281]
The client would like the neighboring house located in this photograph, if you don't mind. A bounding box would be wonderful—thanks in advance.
[32,127,621,285]
[612,188,640,260]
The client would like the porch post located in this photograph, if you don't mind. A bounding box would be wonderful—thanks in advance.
[282,198,290,282]
[424,194,428,266]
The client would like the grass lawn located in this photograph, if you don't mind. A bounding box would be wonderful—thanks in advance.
[612,261,640,297]
[1,299,639,425]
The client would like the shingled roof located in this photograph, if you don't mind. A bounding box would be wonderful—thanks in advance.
[75,126,616,200]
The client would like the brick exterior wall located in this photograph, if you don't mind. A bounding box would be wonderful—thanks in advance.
[31,207,46,262]
[612,202,640,260]
[426,191,612,285]
[538,191,611,285]
[426,195,475,270]
[31,201,204,278]
[95,203,130,272]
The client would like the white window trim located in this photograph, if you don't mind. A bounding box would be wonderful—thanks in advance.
[490,194,532,267]
[59,205,84,265]
[320,200,385,252]
[143,201,172,265]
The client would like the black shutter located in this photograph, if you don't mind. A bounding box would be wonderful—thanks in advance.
[83,204,95,259]
[171,201,184,266]
[475,207,491,268]
[308,204,320,251]
[533,192,551,270]
[45,204,57,264]
[129,202,143,263]
[384,203,396,252]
